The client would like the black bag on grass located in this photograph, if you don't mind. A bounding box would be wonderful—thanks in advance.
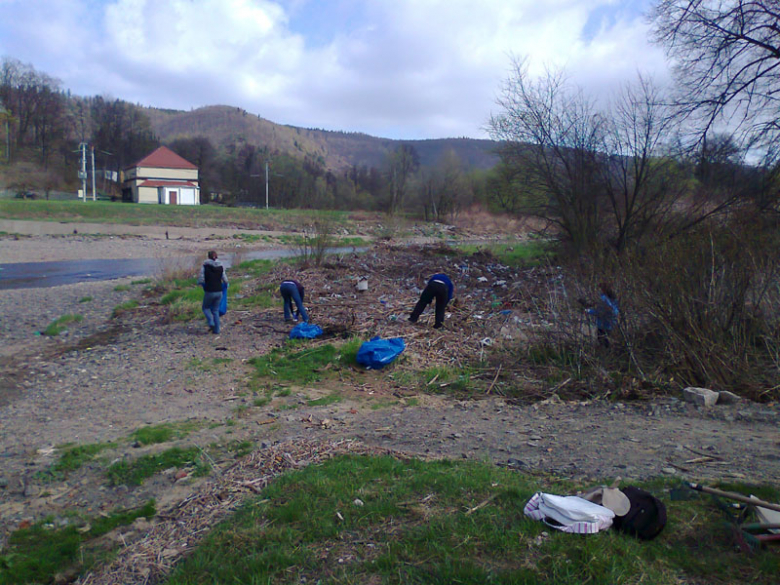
[612,486,667,540]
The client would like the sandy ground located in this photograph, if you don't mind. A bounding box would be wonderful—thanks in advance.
[1,228,778,583]
[0,221,293,264]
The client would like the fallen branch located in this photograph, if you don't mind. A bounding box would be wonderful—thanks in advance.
[486,364,502,395]
[465,493,499,515]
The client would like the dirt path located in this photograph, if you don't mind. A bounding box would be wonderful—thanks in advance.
[1,232,778,575]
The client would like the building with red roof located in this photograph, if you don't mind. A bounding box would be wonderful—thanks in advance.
[123,146,200,205]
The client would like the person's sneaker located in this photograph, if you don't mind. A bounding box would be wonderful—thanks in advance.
[433,323,443,329]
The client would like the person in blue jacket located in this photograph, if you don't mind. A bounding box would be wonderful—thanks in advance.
[409,273,454,329]
[584,282,619,347]
[197,250,228,334]
[280,278,309,323]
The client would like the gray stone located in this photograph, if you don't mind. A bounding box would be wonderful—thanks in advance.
[683,387,719,407]
[717,390,741,405]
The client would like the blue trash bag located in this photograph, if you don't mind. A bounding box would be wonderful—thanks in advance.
[356,336,405,369]
[289,322,323,339]
[219,282,229,316]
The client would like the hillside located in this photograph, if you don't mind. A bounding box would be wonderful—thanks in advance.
[144,105,499,171]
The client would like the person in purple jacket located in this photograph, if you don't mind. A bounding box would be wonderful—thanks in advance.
[409,273,454,329]
[280,279,309,323]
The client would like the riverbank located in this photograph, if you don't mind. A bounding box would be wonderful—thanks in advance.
[2,232,778,583]
[0,225,284,264]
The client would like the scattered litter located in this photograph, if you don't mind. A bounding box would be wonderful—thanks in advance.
[289,323,323,339]
[357,336,405,369]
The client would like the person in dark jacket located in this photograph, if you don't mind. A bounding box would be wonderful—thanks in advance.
[197,250,228,334]
[409,273,454,329]
[280,279,309,323]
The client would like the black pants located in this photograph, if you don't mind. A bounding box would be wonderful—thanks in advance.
[410,281,449,327]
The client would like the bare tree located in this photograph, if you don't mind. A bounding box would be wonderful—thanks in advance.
[601,77,682,250]
[488,58,606,251]
[385,144,419,215]
[650,1,780,149]
[419,149,471,222]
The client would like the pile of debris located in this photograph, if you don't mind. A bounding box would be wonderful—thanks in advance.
[241,243,562,382]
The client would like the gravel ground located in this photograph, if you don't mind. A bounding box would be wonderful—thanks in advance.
[1,233,779,576]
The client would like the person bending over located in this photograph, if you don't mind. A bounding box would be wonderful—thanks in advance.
[409,273,454,329]
[280,278,309,323]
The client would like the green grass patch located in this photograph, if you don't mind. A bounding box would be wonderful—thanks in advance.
[159,282,207,322]
[160,288,202,305]
[249,343,341,384]
[131,420,203,446]
[0,199,350,229]
[131,278,152,285]
[456,240,554,268]
[41,314,83,336]
[336,236,368,247]
[234,258,276,277]
[392,365,475,394]
[113,284,131,292]
[78,296,93,303]
[307,392,343,407]
[36,441,117,482]
[106,447,207,486]
[0,501,155,585]
[370,399,399,410]
[234,283,277,309]
[224,440,254,458]
[111,300,139,318]
[338,337,362,366]
[163,456,779,585]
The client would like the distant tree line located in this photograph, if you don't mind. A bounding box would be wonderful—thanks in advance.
[0,56,483,218]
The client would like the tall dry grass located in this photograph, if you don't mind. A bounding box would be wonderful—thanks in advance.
[515,214,780,401]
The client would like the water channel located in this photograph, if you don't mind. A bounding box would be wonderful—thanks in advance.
[0,247,365,290]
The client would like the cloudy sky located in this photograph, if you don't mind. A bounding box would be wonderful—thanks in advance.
[0,0,667,140]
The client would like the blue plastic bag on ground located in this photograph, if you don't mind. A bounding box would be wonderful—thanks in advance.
[219,282,228,316]
[356,336,405,369]
[289,322,323,339]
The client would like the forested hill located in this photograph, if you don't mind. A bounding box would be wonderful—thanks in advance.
[144,105,499,171]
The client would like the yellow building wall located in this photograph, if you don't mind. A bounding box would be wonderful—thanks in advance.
[137,186,159,203]
[135,166,198,181]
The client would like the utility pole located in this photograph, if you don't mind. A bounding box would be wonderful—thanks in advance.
[79,142,87,202]
[265,161,269,210]
[90,145,96,201]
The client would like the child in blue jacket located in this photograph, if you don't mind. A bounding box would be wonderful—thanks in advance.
[584,282,619,347]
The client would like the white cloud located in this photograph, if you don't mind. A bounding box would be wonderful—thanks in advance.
[0,0,667,139]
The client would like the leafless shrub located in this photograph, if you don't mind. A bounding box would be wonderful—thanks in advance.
[153,251,201,283]
[565,216,780,400]
[295,221,334,266]
[513,212,780,401]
